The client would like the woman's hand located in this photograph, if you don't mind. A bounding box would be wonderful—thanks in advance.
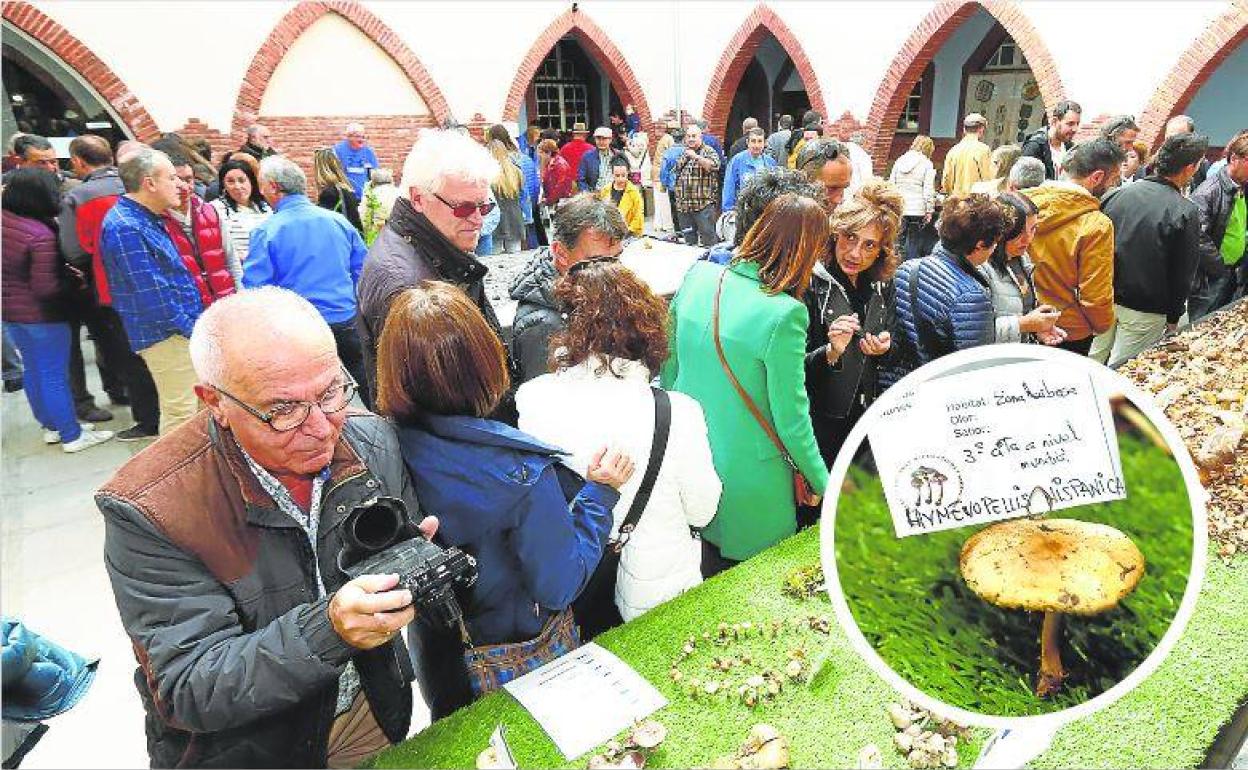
[859,330,891,356]
[1037,325,1068,346]
[587,447,636,490]
[826,314,860,363]
[1019,304,1061,333]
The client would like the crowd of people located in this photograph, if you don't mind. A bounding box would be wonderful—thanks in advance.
[1,98,1245,767]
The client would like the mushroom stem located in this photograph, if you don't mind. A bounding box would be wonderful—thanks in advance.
[1036,611,1066,697]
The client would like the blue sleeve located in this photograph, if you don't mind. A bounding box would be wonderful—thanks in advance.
[722,155,740,210]
[509,471,617,610]
[348,225,367,286]
[950,289,995,349]
[104,228,196,339]
[366,147,379,167]
[243,224,276,288]
[660,152,677,190]
[576,155,590,192]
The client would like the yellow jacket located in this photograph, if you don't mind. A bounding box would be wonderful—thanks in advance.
[1023,181,1117,340]
[601,182,644,236]
[941,134,992,195]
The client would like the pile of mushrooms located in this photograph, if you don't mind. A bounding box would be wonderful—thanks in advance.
[586,720,667,769]
[960,517,1145,697]
[885,702,970,768]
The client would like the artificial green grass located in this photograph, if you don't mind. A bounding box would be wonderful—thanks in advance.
[371,526,987,769]
[834,434,1194,717]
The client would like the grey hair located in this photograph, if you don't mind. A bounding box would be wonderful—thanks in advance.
[849,131,867,145]
[742,117,759,131]
[733,167,823,247]
[399,128,498,194]
[370,167,395,185]
[1166,114,1196,134]
[118,147,171,193]
[14,133,52,158]
[1099,115,1139,142]
[190,286,333,387]
[245,124,267,138]
[550,193,629,248]
[345,121,366,134]
[1008,156,1046,190]
[259,155,307,195]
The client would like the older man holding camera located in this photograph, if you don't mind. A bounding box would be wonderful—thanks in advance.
[98,287,435,768]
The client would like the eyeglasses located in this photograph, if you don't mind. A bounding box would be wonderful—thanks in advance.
[213,369,357,432]
[567,255,621,275]
[432,191,496,219]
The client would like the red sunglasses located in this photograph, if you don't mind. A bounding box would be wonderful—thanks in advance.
[433,191,495,219]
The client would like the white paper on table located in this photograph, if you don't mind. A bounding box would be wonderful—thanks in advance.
[503,643,668,761]
[868,360,1125,537]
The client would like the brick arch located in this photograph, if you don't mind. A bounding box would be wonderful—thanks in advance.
[1138,3,1248,149]
[864,0,1065,173]
[232,0,451,137]
[502,8,652,132]
[701,4,828,143]
[2,1,160,141]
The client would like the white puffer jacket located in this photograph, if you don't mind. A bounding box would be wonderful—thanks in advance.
[516,357,721,621]
[888,150,937,217]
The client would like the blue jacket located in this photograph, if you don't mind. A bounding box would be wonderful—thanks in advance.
[244,194,366,324]
[702,133,726,163]
[882,242,994,387]
[701,242,734,265]
[2,617,97,722]
[722,150,778,210]
[515,152,539,225]
[395,415,617,645]
[98,196,203,352]
[577,149,615,193]
[332,140,380,199]
[659,144,685,190]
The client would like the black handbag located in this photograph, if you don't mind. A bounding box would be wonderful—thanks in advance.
[571,387,672,640]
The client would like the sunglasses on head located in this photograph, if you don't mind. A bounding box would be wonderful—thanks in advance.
[432,191,496,219]
[567,255,621,275]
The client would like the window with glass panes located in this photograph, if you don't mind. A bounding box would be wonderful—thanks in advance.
[532,39,590,131]
[897,78,923,132]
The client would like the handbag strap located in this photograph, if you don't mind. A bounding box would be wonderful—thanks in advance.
[712,269,800,474]
[613,387,671,550]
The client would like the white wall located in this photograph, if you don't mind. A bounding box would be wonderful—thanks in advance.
[20,1,1239,137]
[1186,39,1248,145]
[34,0,294,130]
[259,14,428,117]
[928,7,997,138]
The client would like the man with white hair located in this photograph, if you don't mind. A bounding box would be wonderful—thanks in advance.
[333,122,380,199]
[1009,156,1047,191]
[237,124,276,161]
[357,128,511,401]
[246,155,371,405]
[98,286,435,768]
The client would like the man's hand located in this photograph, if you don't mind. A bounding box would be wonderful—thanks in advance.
[587,447,636,490]
[1036,325,1068,346]
[329,573,415,650]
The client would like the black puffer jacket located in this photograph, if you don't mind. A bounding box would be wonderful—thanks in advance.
[508,248,565,384]
[97,411,422,768]
[1191,166,1246,282]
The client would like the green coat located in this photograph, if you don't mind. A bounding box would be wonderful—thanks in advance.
[660,260,828,560]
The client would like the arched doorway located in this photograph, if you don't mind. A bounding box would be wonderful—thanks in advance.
[721,33,813,148]
[2,2,159,155]
[1138,4,1248,150]
[865,0,1064,173]
[703,4,827,145]
[504,9,651,141]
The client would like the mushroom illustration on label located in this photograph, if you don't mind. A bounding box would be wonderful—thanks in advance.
[959,518,1145,697]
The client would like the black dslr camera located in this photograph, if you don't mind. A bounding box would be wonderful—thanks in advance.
[337,496,477,630]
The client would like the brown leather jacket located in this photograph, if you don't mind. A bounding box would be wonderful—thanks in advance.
[96,410,422,768]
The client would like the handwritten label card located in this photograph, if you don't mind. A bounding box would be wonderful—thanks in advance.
[868,361,1125,537]
[504,643,667,760]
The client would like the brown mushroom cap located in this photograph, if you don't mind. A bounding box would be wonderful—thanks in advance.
[959,518,1145,615]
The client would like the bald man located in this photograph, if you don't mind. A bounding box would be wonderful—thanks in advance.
[98,286,434,768]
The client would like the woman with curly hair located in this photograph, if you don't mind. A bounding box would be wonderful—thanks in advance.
[516,259,721,622]
[805,179,903,471]
[882,192,1010,387]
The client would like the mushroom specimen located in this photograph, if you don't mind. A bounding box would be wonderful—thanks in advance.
[959,518,1145,697]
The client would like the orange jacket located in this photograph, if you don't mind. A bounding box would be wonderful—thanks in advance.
[1023,181,1116,340]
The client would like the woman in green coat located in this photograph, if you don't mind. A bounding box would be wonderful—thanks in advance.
[661,193,830,574]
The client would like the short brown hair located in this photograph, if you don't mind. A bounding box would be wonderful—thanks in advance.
[375,282,509,421]
[538,139,559,156]
[550,260,669,376]
[830,180,904,282]
[938,193,1010,255]
[734,192,829,298]
[69,135,112,167]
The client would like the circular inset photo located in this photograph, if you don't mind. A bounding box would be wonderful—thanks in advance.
[821,345,1207,728]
